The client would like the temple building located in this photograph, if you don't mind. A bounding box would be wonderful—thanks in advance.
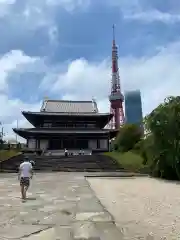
[13,99,118,153]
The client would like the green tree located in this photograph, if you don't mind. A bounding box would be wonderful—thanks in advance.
[144,96,180,180]
[115,124,142,152]
[134,134,155,165]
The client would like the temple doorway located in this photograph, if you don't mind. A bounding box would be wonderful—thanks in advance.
[49,138,89,150]
[49,139,61,150]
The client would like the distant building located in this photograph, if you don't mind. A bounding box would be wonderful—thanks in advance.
[124,90,143,126]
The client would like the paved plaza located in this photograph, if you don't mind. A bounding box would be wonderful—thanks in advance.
[0,172,122,240]
[1,173,180,239]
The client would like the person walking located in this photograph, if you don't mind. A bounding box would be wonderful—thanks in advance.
[18,156,33,201]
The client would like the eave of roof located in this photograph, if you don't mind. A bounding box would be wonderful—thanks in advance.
[13,128,117,134]
[22,111,112,117]
[13,128,118,140]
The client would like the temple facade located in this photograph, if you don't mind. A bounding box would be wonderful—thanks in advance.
[13,99,118,152]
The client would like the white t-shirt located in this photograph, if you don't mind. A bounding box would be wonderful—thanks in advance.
[19,161,32,178]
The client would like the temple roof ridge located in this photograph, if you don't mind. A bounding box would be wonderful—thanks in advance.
[40,99,99,113]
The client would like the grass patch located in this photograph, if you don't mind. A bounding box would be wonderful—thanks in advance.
[104,151,146,173]
[0,150,21,162]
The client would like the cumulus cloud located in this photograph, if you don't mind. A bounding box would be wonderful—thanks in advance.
[0,0,15,17]
[40,40,180,117]
[1,0,90,30]
[0,0,94,58]
[0,50,37,91]
[124,10,180,24]
[41,58,111,100]
[46,0,90,11]
[107,0,180,24]
[0,50,41,141]
[1,95,41,142]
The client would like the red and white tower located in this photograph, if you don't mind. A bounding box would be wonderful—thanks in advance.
[109,25,125,129]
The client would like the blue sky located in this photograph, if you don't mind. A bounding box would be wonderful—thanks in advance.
[1,0,180,140]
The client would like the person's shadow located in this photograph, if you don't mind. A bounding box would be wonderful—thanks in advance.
[26,197,36,200]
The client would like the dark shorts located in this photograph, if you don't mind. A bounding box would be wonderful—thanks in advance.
[20,177,30,187]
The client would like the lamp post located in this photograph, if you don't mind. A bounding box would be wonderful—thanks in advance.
[16,120,18,143]
[0,122,4,140]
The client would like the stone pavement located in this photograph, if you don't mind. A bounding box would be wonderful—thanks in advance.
[0,173,122,240]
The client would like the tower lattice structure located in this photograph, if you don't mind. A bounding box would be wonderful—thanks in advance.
[109,25,125,129]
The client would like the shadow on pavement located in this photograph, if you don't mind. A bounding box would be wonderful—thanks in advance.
[26,197,36,200]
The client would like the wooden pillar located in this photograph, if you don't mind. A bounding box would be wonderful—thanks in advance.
[35,139,38,149]
[61,138,64,149]
[74,137,76,149]
[38,139,40,149]
[60,139,62,149]
[97,139,100,149]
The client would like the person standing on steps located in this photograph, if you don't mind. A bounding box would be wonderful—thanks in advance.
[64,148,68,157]
[18,156,33,201]
[30,160,35,167]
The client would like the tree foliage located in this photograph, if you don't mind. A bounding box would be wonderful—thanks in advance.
[115,124,142,152]
[111,96,180,180]
[144,96,180,180]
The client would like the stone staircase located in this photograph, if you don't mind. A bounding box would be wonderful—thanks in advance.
[0,154,124,172]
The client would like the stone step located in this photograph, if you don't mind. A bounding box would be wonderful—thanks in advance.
[34,162,120,167]
[34,168,124,172]
[34,162,120,166]
[0,154,124,172]
[34,160,113,164]
[34,162,122,167]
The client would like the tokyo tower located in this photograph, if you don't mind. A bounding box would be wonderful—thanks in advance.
[109,25,125,129]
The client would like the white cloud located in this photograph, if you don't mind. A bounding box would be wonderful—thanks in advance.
[0,0,91,49]
[0,50,41,141]
[46,58,110,100]
[46,0,90,11]
[1,95,41,142]
[124,10,180,24]
[5,0,89,29]
[2,99,41,142]
[41,40,180,118]
[106,0,180,24]
[0,50,38,91]
[109,0,141,11]
[0,0,16,17]
[0,0,15,3]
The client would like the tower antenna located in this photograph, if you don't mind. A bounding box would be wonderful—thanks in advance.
[112,24,115,42]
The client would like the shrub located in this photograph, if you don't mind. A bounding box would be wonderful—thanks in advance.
[114,124,142,152]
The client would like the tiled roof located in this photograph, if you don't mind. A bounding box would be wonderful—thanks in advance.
[40,100,98,113]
